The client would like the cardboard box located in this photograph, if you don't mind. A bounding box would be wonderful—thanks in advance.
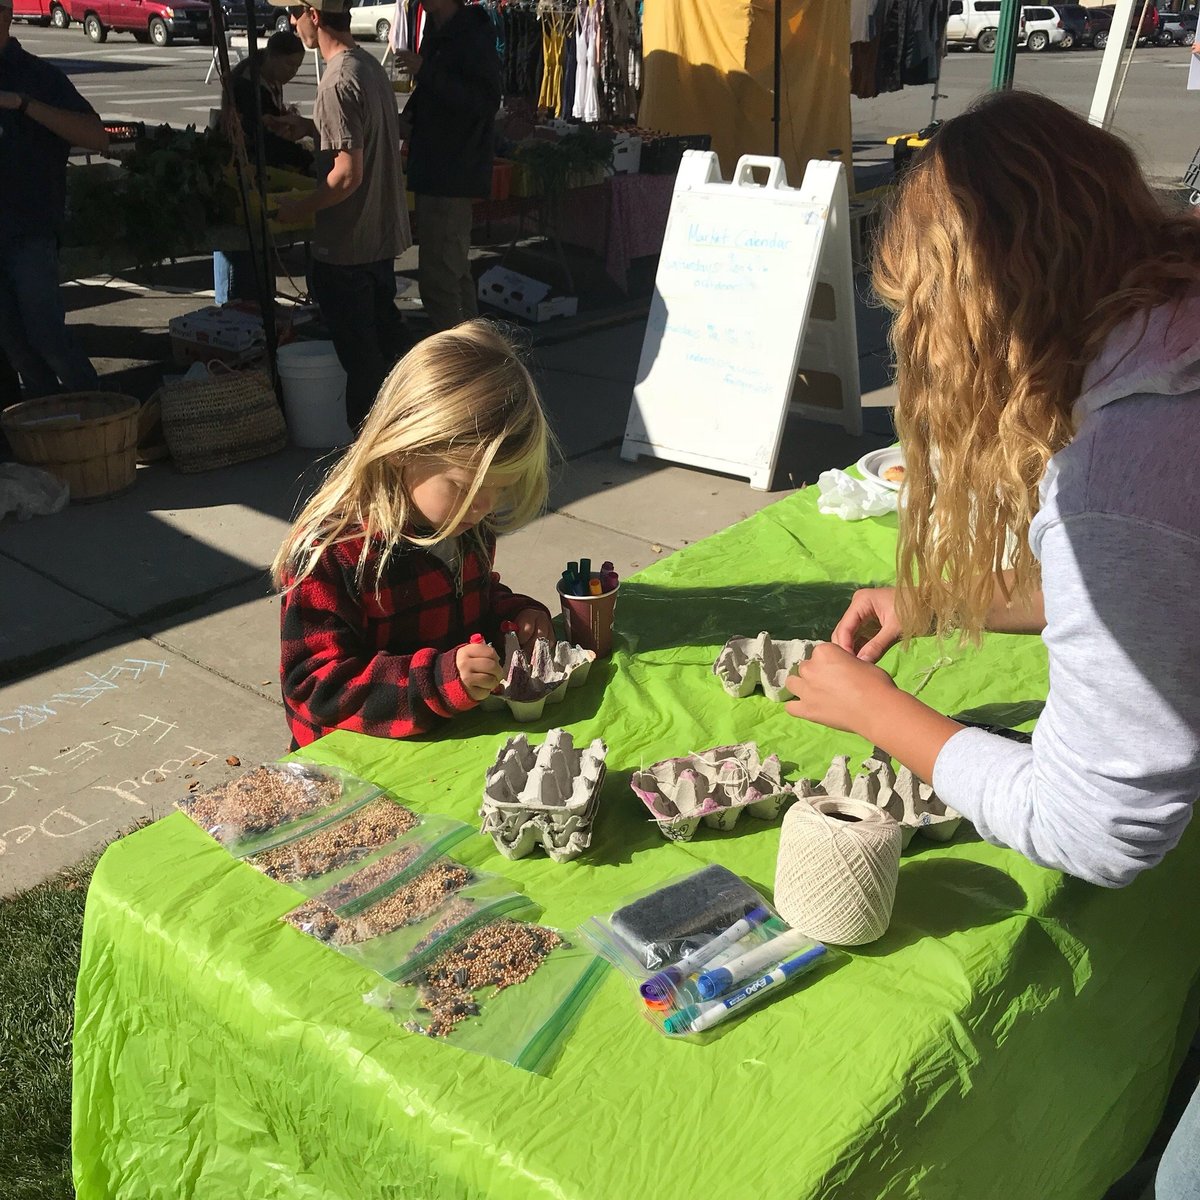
[610,132,642,174]
[477,267,578,323]
[168,306,265,366]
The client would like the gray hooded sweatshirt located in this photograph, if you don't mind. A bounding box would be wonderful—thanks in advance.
[932,290,1200,888]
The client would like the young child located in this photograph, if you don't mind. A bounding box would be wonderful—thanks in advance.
[272,320,555,747]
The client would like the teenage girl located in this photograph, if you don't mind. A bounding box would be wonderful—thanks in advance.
[782,92,1200,1196]
[273,320,555,747]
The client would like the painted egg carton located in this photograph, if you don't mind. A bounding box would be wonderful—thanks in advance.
[480,728,608,863]
[713,631,823,702]
[480,632,596,722]
[793,751,964,848]
[630,742,793,842]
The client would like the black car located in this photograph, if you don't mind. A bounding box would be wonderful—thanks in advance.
[1089,2,1163,47]
[216,0,285,35]
[1055,3,1090,46]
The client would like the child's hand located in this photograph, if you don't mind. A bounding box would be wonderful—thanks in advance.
[514,607,555,652]
[456,642,503,701]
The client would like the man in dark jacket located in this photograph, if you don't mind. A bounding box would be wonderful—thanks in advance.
[396,0,500,332]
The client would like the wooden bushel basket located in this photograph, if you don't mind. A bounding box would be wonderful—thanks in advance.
[1,392,140,502]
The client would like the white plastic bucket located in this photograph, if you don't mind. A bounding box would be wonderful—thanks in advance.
[277,341,353,448]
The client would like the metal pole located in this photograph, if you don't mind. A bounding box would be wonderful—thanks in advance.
[930,7,949,124]
[242,9,280,386]
[990,0,1022,90]
[773,0,782,157]
[1088,0,1140,126]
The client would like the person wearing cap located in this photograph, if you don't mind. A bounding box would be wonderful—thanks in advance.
[394,0,501,333]
[272,0,410,430]
[0,0,108,398]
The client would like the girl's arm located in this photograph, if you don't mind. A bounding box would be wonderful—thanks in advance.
[279,550,478,746]
[986,572,1046,634]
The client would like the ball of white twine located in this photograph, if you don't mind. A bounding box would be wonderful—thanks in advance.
[774,797,903,946]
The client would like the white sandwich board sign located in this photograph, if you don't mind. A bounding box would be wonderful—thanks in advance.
[621,152,861,490]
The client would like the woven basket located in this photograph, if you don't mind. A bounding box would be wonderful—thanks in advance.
[1,392,140,501]
[159,364,287,473]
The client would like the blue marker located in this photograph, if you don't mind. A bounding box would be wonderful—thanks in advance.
[695,927,815,1000]
[577,558,592,595]
[664,945,828,1035]
[639,905,770,1004]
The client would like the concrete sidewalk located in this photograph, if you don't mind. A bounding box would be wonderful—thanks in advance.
[0,279,894,895]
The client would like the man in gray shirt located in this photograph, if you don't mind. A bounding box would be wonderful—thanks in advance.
[273,0,410,429]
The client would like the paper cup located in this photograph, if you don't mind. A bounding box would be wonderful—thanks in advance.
[558,581,618,658]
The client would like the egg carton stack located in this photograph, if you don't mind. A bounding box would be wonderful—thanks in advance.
[794,752,964,848]
[712,632,823,702]
[630,742,793,842]
[480,729,608,863]
[480,631,596,722]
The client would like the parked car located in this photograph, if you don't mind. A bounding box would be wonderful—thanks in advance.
[67,0,213,44]
[215,0,279,36]
[1053,2,1090,47]
[1158,10,1197,43]
[1019,5,1070,50]
[1090,3,1162,48]
[350,0,393,42]
[945,0,1004,52]
[12,0,72,27]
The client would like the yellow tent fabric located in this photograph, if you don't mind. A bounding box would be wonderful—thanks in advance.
[639,0,852,190]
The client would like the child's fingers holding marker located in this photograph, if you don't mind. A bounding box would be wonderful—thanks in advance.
[456,642,503,701]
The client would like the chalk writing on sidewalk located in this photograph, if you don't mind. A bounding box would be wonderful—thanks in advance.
[0,658,169,735]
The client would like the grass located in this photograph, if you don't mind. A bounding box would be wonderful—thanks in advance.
[0,850,102,1200]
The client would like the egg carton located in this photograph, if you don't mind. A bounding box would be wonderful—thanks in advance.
[480,634,596,722]
[629,742,792,842]
[793,751,963,848]
[712,632,823,702]
[480,728,608,863]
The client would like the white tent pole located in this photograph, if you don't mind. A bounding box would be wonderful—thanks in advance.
[1088,0,1140,128]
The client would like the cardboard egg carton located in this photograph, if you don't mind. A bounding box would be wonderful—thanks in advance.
[793,751,964,848]
[712,632,823,702]
[480,634,596,722]
[480,729,608,863]
[630,742,792,842]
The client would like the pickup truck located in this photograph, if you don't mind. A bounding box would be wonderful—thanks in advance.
[67,0,213,44]
[12,0,73,29]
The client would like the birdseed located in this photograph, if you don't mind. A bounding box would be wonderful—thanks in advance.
[339,861,475,942]
[317,843,425,910]
[178,764,344,840]
[404,920,564,1038]
[249,796,419,882]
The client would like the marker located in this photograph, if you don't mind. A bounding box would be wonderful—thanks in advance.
[588,577,603,596]
[578,558,591,581]
[566,560,579,578]
[695,928,818,1000]
[639,906,769,1003]
[469,633,485,645]
[664,946,828,1035]
[560,570,575,594]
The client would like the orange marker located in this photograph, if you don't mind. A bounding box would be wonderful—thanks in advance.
[588,577,603,596]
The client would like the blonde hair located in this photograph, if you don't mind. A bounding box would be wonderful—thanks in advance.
[873,90,1200,644]
[272,319,552,591]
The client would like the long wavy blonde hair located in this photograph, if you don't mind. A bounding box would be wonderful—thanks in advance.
[272,319,551,591]
[874,90,1200,643]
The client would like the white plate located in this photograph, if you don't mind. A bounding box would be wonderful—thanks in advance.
[856,446,906,492]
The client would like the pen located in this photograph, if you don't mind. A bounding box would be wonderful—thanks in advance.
[664,945,828,1035]
[639,906,770,1003]
[695,928,818,1000]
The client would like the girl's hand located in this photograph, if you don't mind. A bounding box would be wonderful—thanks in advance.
[784,642,896,736]
[455,642,503,701]
[832,587,903,663]
[514,607,555,652]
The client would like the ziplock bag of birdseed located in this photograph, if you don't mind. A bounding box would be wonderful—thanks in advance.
[364,923,608,1074]
[579,863,775,972]
[334,876,539,983]
[274,815,473,908]
[176,760,387,855]
[283,845,486,946]
[247,801,463,895]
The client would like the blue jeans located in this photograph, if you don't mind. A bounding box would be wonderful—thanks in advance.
[310,258,404,429]
[212,249,258,306]
[0,233,99,397]
[1159,1079,1200,1200]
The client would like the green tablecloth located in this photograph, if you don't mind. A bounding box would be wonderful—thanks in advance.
[72,483,1200,1200]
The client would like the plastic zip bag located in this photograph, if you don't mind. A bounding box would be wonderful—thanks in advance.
[579,865,833,1039]
[336,880,538,982]
[244,797,445,892]
[365,926,607,1074]
[176,761,387,855]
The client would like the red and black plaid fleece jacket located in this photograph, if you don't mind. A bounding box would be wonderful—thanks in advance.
[279,529,548,747]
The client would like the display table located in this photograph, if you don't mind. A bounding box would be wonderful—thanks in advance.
[72,480,1200,1200]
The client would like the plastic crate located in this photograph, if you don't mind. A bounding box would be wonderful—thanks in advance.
[639,134,713,175]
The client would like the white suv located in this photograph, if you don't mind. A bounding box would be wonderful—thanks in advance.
[946,0,1004,51]
[1018,5,1071,49]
